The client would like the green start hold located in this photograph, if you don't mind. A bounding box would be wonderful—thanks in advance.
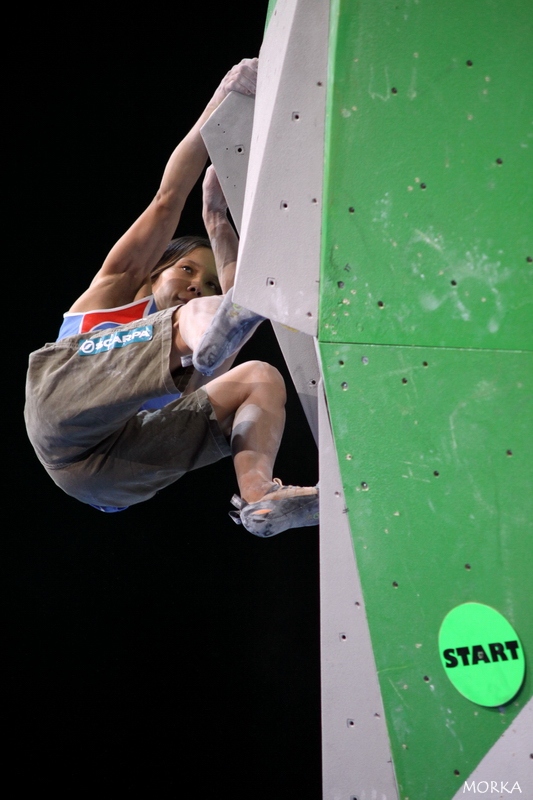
[438,603,525,707]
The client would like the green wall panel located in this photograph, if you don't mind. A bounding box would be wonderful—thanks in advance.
[319,341,532,799]
[321,0,533,351]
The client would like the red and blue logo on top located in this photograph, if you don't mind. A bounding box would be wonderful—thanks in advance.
[58,296,158,341]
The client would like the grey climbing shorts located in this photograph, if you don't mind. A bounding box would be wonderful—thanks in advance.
[24,307,231,508]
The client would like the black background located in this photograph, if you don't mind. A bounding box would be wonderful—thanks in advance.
[8,4,321,797]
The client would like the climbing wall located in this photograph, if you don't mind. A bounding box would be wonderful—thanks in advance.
[318,0,533,798]
[203,0,533,797]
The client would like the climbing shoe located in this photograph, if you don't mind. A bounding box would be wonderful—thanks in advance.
[229,479,319,537]
[192,287,265,376]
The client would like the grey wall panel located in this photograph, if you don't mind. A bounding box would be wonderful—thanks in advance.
[201,89,320,444]
[234,0,328,335]
[272,323,319,444]
[318,382,398,800]
[201,91,255,232]
[451,699,533,800]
